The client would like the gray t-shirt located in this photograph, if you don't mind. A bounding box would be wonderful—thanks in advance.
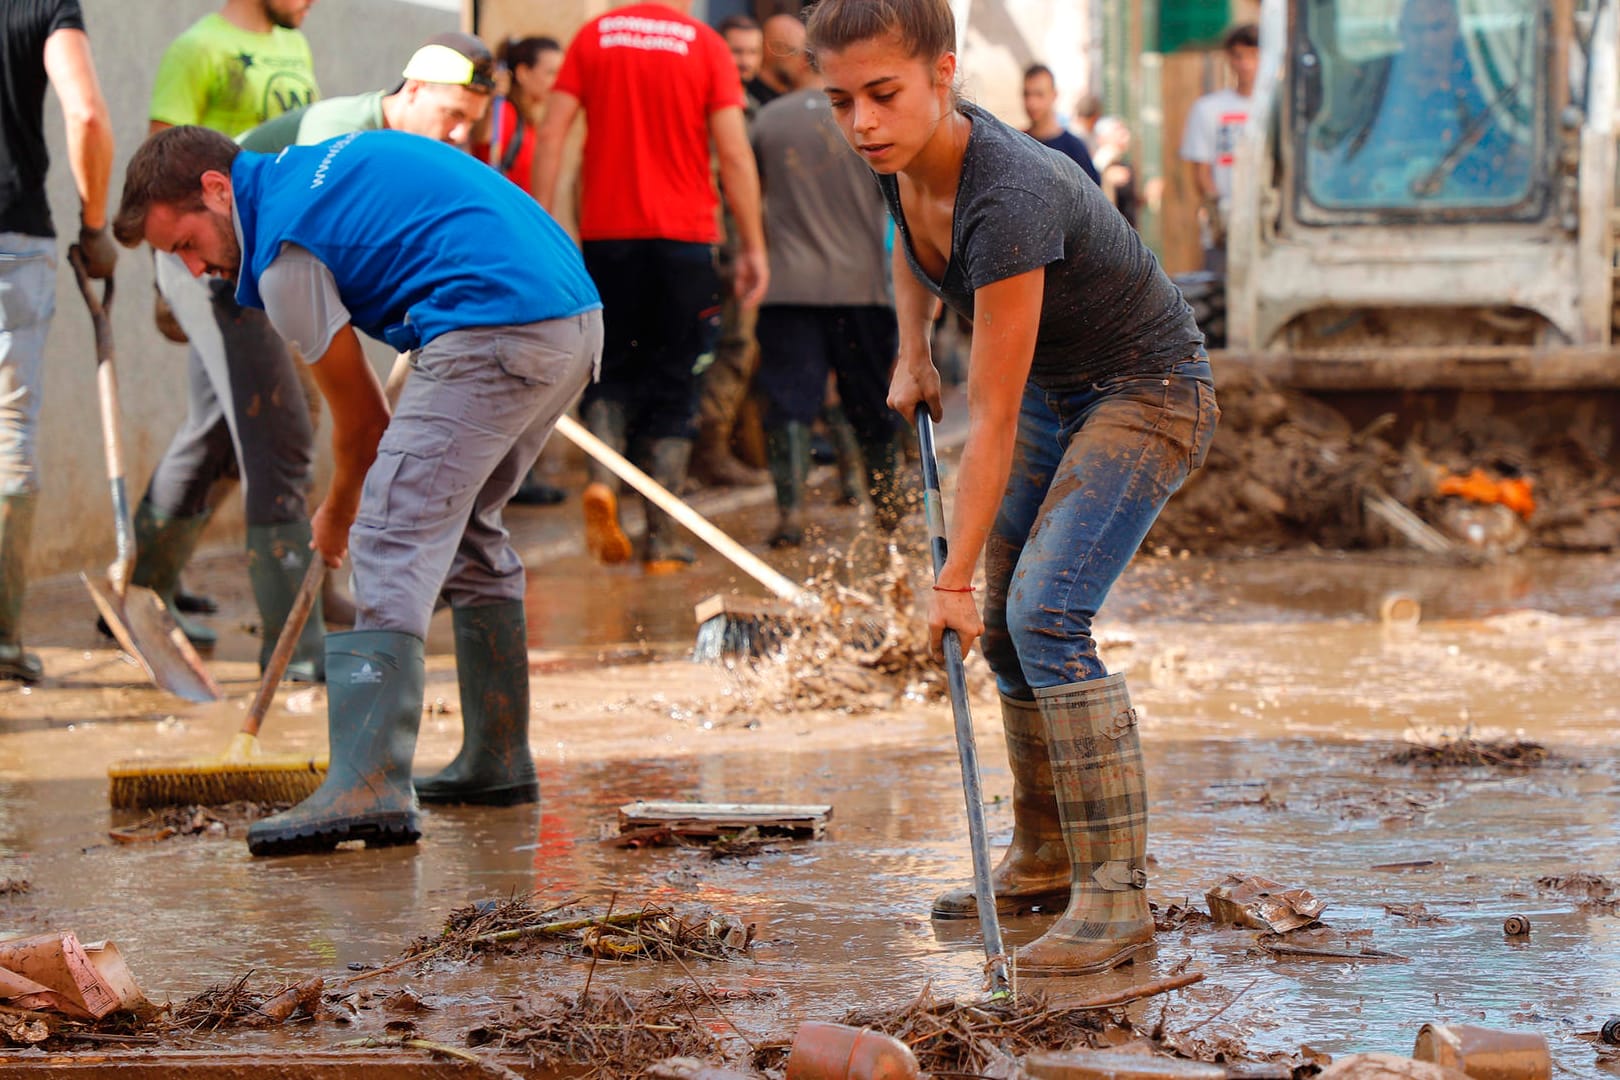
[258,243,350,361]
[753,88,890,308]
[880,102,1202,388]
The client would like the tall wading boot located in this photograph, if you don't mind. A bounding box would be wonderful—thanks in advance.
[245,522,326,683]
[580,399,633,565]
[765,423,812,549]
[861,436,908,534]
[642,437,697,573]
[246,630,424,856]
[124,500,217,648]
[414,601,539,806]
[822,404,865,506]
[933,694,1071,918]
[0,494,42,683]
[1015,673,1156,976]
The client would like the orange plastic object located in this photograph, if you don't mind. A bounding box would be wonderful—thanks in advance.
[1437,469,1536,519]
[786,1022,921,1080]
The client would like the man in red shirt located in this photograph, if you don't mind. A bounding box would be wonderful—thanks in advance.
[535,2,767,572]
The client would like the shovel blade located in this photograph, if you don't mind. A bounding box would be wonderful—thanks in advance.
[82,574,221,703]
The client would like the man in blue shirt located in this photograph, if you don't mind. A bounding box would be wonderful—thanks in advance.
[113,126,603,856]
[1022,64,1099,183]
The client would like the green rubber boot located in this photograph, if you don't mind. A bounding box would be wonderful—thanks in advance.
[128,501,217,648]
[766,423,812,548]
[414,601,539,806]
[246,630,424,856]
[246,523,326,683]
[822,403,865,506]
[642,437,697,572]
[861,436,908,534]
[0,494,42,684]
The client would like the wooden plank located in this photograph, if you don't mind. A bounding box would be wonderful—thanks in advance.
[1158,49,1217,276]
[618,801,833,840]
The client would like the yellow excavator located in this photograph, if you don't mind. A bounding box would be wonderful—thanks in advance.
[1168,0,1620,554]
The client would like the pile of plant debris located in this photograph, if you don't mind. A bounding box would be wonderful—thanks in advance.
[468,986,757,1079]
[403,894,754,966]
[1536,873,1619,913]
[1147,367,1620,556]
[1385,729,1548,769]
[107,802,287,844]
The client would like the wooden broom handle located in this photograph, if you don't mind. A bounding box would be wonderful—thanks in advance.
[554,414,803,602]
[241,558,325,738]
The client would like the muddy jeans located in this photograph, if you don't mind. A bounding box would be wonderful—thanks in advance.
[148,253,314,525]
[981,356,1219,697]
[349,312,602,639]
[0,233,56,496]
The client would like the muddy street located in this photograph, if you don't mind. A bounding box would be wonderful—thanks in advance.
[0,489,1617,1076]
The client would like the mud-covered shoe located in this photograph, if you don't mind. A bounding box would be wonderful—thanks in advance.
[247,631,424,856]
[0,644,42,684]
[933,695,1071,919]
[582,482,633,565]
[766,423,812,549]
[415,601,539,806]
[641,437,697,574]
[1014,673,1156,976]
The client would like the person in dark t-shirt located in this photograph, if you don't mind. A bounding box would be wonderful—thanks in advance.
[811,0,1217,978]
[0,0,115,683]
[1022,64,1098,183]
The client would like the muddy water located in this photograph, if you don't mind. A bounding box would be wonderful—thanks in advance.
[1,539,1618,1073]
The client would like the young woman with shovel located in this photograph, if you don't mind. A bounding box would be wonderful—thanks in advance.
[806,0,1218,975]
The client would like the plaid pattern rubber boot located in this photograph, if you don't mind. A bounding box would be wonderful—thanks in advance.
[932,694,1071,918]
[1016,673,1156,976]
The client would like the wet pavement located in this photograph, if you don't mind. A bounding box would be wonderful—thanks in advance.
[1,470,1618,1075]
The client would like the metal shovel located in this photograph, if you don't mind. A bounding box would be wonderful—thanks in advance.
[916,411,1010,997]
[70,250,220,703]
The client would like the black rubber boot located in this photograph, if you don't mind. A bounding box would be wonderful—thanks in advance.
[0,494,42,684]
[246,630,424,856]
[822,403,865,506]
[126,500,217,648]
[766,423,811,548]
[246,522,326,683]
[642,437,697,572]
[414,601,539,806]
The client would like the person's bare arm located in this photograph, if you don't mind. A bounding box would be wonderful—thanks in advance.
[42,29,113,232]
[1191,161,1216,202]
[710,105,768,308]
[886,241,946,422]
[925,268,1044,659]
[533,90,581,217]
[304,326,391,567]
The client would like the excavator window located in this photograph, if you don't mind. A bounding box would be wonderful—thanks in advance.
[1297,0,1543,215]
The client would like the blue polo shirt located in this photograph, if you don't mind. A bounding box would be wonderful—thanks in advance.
[232,129,600,352]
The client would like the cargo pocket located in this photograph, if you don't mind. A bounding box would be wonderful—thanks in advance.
[355,420,456,531]
[495,332,578,387]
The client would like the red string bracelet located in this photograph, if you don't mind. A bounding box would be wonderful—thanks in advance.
[931,584,977,593]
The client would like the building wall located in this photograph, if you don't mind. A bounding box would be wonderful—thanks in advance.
[29,0,456,579]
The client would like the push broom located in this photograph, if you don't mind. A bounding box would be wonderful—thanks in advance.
[109,558,328,810]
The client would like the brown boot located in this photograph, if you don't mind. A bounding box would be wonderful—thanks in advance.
[581,400,633,565]
[932,695,1071,918]
[691,420,770,488]
[1015,673,1156,976]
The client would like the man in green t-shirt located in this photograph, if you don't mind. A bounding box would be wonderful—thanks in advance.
[239,33,494,153]
[113,0,327,680]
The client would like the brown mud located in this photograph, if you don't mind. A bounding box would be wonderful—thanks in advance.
[1,460,1618,1075]
[1149,368,1620,556]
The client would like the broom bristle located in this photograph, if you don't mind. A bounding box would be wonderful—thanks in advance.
[108,758,326,811]
[692,610,795,664]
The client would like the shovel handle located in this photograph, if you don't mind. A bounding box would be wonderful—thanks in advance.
[915,411,1011,996]
[241,557,325,739]
[70,250,135,592]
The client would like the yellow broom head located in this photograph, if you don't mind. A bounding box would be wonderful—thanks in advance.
[108,755,327,811]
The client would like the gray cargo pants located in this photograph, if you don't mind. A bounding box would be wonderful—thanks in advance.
[350,312,601,639]
[148,253,314,525]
